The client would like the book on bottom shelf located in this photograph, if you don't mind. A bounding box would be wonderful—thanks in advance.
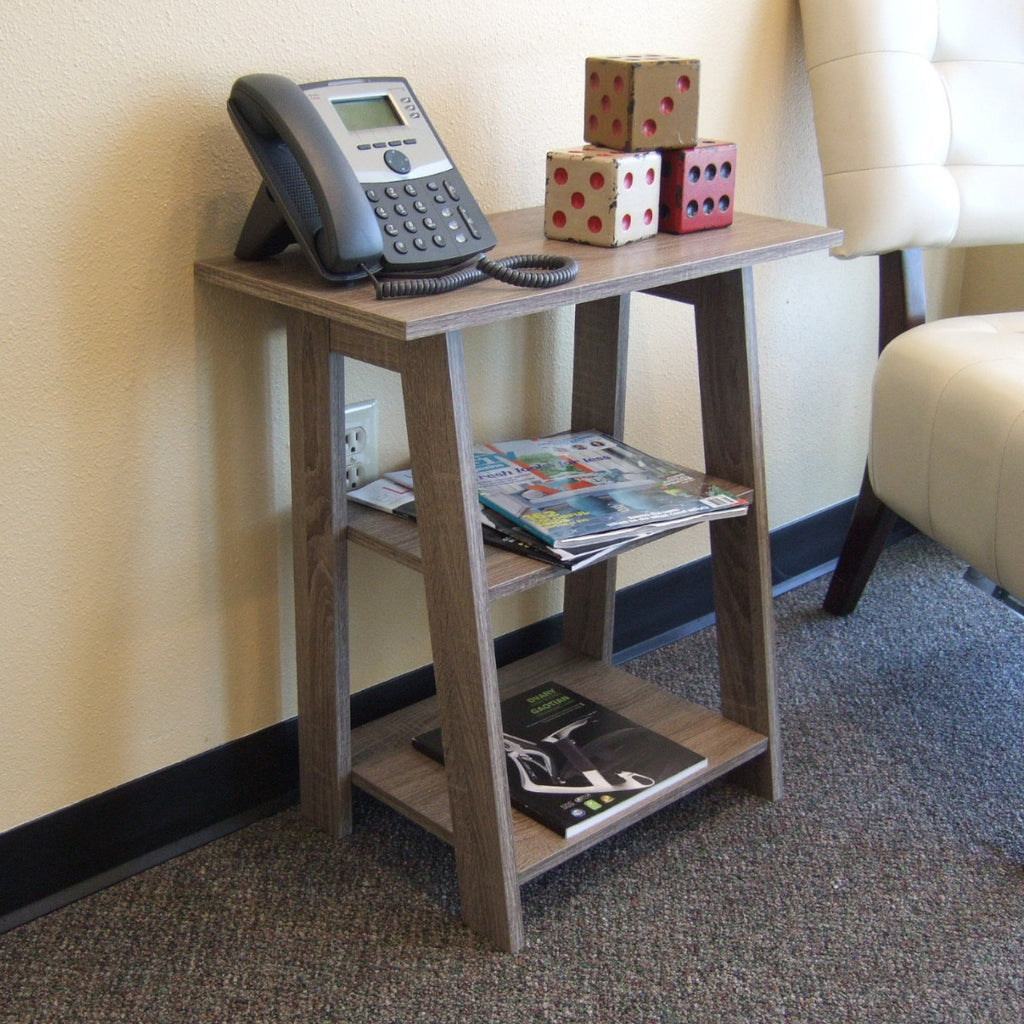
[412,681,708,838]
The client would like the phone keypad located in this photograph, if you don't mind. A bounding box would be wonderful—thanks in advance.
[363,175,489,266]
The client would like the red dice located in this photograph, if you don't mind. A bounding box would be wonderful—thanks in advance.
[659,140,736,234]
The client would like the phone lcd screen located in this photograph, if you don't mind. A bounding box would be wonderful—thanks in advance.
[332,95,403,132]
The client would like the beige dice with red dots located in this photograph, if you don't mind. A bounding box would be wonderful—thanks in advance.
[584,55,700,151]
[544,147,661,247]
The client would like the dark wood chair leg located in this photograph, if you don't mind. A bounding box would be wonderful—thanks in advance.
[823,469,898,615]
[823,249,926,616]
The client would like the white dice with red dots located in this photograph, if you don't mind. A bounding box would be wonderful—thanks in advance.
[545,147,661,247]
[584,55,700,151]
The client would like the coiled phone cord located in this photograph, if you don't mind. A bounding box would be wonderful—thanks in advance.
[366,252,579,300]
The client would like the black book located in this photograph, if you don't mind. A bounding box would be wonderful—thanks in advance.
[412,681,707,838]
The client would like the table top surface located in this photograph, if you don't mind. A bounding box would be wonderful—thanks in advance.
[195,207,841,341]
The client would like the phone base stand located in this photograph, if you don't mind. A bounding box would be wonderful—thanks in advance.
[234,184,299,262]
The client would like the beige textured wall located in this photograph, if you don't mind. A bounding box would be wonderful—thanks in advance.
[1,0,883,834]
[961,246,1024,315]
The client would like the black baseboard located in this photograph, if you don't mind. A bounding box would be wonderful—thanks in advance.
[0,498,861,934]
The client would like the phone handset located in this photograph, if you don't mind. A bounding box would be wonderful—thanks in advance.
[227,73,578,297]
[228,73,384,281]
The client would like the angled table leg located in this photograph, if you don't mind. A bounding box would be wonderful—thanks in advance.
[286,309,352,837]
[400,330,524,953]
[562,294,631,663]
[649,269,782,800]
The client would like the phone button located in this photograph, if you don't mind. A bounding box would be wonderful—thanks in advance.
[458,206,483,239]
[383,149,411,175]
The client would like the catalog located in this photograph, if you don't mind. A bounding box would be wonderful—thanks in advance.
[473,431,747,547]
[412,681,707,838]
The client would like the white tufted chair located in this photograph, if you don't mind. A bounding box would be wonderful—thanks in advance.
[799,0,1024,614]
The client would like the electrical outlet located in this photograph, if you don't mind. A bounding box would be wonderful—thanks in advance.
[344,400,379,491]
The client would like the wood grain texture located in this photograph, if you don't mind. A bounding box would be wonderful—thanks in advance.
[650,270,782,799]
[346,482,753,602]
[286,310,352,837]
[350,644,767,881]
[561,295,632,663]
[345,502,566,598]
[196,209,842,342]
[398,331,523,952]
[197,206,842,948]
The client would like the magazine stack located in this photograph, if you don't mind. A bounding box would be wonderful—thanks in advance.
[348,430,748,570]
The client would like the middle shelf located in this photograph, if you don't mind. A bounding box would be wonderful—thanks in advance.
[346,472,754,602]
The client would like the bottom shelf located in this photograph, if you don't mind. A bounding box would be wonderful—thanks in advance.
[350,644,768,883]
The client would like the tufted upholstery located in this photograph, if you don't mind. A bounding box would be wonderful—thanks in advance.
[800,0,1024,611]
[870,313,1024,600]
[801,0,1024,257]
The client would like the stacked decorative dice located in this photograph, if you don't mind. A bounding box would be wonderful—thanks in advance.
[659,138,737,233]
[544,55,736,246]
[583,55,701,151]
[544,147,662,247]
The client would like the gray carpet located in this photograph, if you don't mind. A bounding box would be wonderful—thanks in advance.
[2,534,1022,1023]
